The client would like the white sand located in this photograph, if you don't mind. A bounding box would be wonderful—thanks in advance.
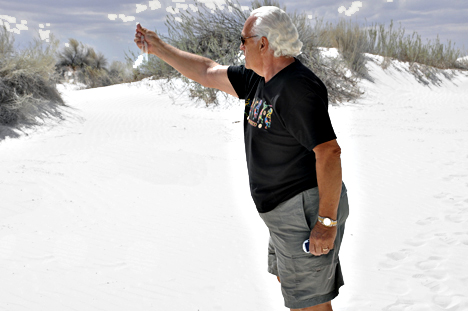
[1,57,468,310]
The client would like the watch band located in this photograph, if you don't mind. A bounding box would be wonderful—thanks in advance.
[318,216,337,227]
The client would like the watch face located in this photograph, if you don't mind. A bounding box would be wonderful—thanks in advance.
[324,218,332,226]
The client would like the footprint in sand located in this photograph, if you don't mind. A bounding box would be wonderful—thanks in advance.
[383,299,431,311]
[378,249,412,269]
[435,232,459,245]
[413,273,448,293]
[445,214,465,224]
[416,216,439,226]
[432,294,468,310]
[434,192,450,199]
[416,256,443,271]
[404,232,433,247]
[443,174,468,182]
[433,295,452,309]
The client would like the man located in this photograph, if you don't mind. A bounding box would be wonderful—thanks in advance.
[134,6,349,311]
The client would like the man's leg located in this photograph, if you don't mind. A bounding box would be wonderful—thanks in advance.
[291,301,332,311]
[260,185,349,310]
[278,275,332,311]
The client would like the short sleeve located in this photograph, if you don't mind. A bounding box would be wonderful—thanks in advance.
[279,91,337,151]
[227,65,247,99]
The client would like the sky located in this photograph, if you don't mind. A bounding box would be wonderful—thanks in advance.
[1,0,467,64]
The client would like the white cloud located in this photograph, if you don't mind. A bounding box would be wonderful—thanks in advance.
[0,15,16,24]
[108,14,118,20]
[338,1,363,16]
[149,0,162,10]
[0,16,30,34]
[39,29,50,42]
[189,4,198,12]
[16,20,28,31]
[166,6,179,14]
[119,14,136,22]
[136,4,148,13]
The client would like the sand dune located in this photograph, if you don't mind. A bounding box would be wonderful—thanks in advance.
[1,56,467,310]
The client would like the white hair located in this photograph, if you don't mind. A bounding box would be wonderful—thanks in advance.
[250,6,303,58]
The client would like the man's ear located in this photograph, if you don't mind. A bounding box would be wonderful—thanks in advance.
[260,37,268,51]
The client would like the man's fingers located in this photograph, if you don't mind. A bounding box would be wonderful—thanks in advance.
[137,24,148,35]
[310,243,334,256]
[310,243,320,256]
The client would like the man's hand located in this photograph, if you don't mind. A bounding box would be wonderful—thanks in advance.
[308,221,337,256]
[132,24,238,97]
[134,24,158,55]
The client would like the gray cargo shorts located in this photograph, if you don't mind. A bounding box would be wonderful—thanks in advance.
[259,183,349,309]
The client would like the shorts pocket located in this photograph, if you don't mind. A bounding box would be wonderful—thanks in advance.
[292,255,339,299]
[259,192,311,258]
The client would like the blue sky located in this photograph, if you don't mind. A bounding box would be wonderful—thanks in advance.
[1,0,467,64]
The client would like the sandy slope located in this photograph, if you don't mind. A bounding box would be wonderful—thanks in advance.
[1,58,468,310]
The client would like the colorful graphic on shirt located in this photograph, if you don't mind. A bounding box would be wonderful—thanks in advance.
[246,98,273,130]
[245,98,252,118]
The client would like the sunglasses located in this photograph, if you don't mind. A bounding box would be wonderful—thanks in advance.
[240,35,259,45]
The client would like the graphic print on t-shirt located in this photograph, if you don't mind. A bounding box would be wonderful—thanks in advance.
[246,98,273,130]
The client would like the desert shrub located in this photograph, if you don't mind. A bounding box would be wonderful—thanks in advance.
[124,49,178,82]
[0,26,64,126]
[56,38,116,88]
[129,0,466,105]
[324,19,369,79]
[132,0,361,105]
[56,38,93,72]
[163,0,249,105]
[345,20,466,70]
[456,57,468,70]
[287,11,363,103]
[108,60,135,84]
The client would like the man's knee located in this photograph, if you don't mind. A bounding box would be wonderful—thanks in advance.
[290,301,332,311]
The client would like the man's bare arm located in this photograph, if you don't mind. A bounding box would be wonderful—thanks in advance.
[314,139,342,220]
[135,24,238,98]
[308,139,342,256]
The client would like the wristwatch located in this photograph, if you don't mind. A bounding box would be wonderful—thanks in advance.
[318,216,337,227]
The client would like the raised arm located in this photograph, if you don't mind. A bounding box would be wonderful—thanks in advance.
[134,24,238,98]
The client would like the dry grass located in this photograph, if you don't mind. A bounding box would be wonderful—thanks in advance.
[0,26,64,127]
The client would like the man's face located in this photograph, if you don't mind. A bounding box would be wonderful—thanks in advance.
[240,16,261,72]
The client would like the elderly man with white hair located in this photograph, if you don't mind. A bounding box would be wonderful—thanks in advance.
[135,6,349,311]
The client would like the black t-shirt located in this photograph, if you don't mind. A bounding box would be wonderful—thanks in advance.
[228,58,337,213]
